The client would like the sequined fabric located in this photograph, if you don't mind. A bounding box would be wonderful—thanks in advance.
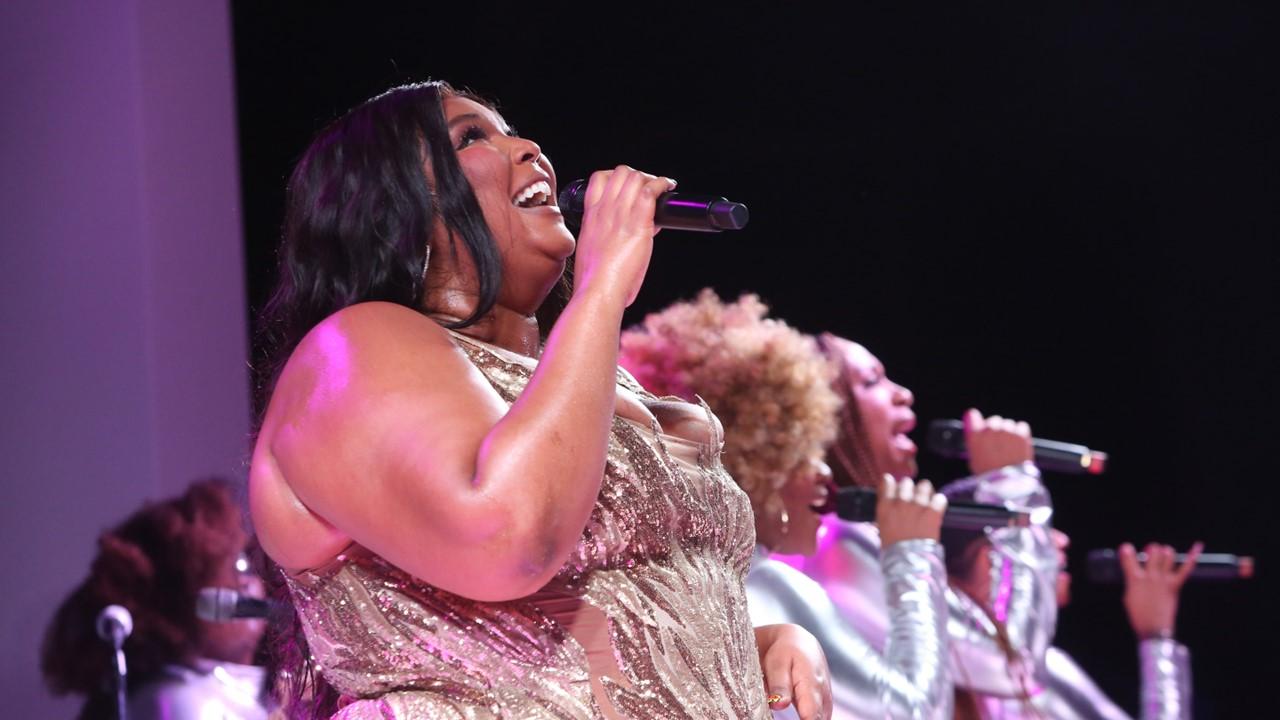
[284,333,768,719]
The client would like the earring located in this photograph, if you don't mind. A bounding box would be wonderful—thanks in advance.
[759,493,790,550]
[421,242,432,285]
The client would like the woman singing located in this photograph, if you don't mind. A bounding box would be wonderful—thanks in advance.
[248,81,828,719]
[805,335,1060,708]
[619,290,951,719]
[949,526,1200,719]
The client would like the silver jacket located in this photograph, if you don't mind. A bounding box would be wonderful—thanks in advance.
[747,540,952,720]
[977,640,1192,720]
[802,463,1059,704]
[128,658,269,720]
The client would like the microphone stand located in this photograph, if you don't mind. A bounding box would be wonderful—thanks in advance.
[110,640,127,720]
[96,605,131,720]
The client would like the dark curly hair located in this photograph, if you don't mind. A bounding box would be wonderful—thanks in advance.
[40,478,249,719]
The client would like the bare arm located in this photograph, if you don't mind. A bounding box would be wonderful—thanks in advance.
[251,167,675,602]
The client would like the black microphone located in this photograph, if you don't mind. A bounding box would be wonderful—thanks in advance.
[196,587,284,621]
[829,486,1031,533]
[557,178,749,232]
[1086,549,1255,583]
[926,419,1109,475]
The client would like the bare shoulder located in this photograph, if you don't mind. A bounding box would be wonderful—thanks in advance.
[271,302,465,410]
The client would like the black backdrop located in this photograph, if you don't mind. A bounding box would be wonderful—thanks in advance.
[233,4,1276,715]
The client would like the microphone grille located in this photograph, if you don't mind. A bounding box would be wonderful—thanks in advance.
[196,587,237,622]
[95,604,133,641]
[557,179,589,225]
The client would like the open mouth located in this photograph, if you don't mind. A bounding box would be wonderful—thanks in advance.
[892,416,917,453]
[512,180,552,209]
[811,479,838,514]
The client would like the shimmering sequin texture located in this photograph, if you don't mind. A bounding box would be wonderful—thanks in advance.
[284,334,769,719]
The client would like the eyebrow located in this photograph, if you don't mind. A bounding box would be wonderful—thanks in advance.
[447,112,514,135]
[447,112,484,128]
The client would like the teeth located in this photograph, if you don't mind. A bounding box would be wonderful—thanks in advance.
[514,180,551,207]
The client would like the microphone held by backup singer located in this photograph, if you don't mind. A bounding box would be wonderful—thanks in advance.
[825,486,1033,533]
[196,587,286,622]
[557,178,749,232]
[1086,549,1255,583]
[927,418,1109,475]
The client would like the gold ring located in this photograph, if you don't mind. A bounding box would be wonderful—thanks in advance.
[766,693,783,704]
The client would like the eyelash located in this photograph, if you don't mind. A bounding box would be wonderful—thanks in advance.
[456,125,487,150]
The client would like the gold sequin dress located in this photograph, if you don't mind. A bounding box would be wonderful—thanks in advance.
[284,332,769,719]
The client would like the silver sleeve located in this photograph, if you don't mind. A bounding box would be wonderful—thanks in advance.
[878,539,954,719]
[748,542,953,720]
[1138,638,1192,720]
[942,462,1060,696]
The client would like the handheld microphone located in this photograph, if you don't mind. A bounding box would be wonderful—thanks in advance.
[196,587,283,621]
[1086,549,1255,583]
[926,419,1109,475]
[557,178,749,232]
[829,486,1031,533]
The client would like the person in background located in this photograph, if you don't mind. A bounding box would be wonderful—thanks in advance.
[620,289,950,719]
[41,478,271,720]
[949,524,1200,719]
[806,334,1060,710]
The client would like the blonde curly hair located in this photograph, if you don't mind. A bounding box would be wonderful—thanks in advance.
[619,289,841,507]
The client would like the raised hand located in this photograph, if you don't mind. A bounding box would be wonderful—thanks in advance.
[963,407,1033,476]
[876,474,948,548]
[1118,541,1203,639]
[572,166,676,308]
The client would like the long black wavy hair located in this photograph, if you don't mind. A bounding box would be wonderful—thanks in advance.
[255,80,503,404]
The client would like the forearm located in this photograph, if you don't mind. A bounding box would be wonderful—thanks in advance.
[943,463,1059,692]
[750,544,952,719]
[473,286,625,573]
[1138,639,1192,720]
[878,539,954,719]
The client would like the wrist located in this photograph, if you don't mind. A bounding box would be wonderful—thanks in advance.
[568,278,628,316]
[573,272,627,310]
[1136,626,1175,641]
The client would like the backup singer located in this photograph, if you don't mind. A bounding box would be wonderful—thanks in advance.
[949,526,1200,719]
[619,290,950,719]
[41,479,271,720]
[248,81,828,719]
[803,335,1061,711]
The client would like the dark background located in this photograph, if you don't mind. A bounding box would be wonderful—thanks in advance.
[233,4,1276,715]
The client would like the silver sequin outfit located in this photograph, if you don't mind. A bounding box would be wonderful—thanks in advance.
[943,464,1193,719]
[1020,641,1193,720]
[747,539,952,719]
[793,463,1059,719]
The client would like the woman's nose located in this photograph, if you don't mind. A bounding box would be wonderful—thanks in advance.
[812,458,833,484]
[511,136,542,165]
[894,383,914,407]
